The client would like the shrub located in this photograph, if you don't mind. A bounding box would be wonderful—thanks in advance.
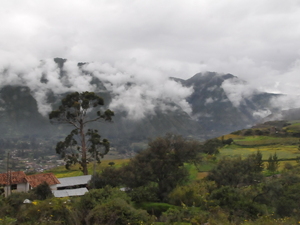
[76,186,134,224]
[85,198,153,225]
[244,129,253,136]
[16,197,80,225]
[168,180,216,208]
[0,216,17,225]
[128,186,159,203]
[30,181,53,200]
[207,151,264,187]
[137,202,176,218]
[89,168,123,189]
[5,192,32,217]
[161,204,208,224]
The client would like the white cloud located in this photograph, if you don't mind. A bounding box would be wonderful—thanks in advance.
[270,94,300,111]
[0,59,193,119]
[205,97,215,104]
[1,1,300,79]
[84,61,193,120]
[221,77,257,107]
[253,109,272,119]
[0,0,300,115]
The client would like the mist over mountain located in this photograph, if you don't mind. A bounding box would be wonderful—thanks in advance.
[0,58,289,142]
[173,72,281,136]
[262,107,300,122]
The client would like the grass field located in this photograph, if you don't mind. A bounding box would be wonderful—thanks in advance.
[218,133,300,170]
[234,136,298,146]
[47,130,300,179]
[220,144,299,159]
[47,158,130,178]
[284,121,300,133]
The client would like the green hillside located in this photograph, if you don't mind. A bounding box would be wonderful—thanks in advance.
[218,120,300,169]
[47,158,130,178]
[47,120,300,178]
[4,123,300,224]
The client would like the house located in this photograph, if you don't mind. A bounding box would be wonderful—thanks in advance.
[26,173,60,190]
[0,171,27,197]
[56,175,92,190]
[52,188,89,197]
[52,175,91,197]
[0,172,92,198]
[0,172,60,197]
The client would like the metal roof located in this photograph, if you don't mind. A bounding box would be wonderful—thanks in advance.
[52,188,89,197]
[57,175,92,188]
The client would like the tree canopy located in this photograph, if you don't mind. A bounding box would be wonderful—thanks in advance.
[207,151,264,187]
[92,134,203,201]
[49,91,114,175]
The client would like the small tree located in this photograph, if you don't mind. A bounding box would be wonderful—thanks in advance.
[203,138,222,155]
[49,92,114,175]
[207,151,264,187]
[108,162,115,167]
[267,152,279,174]
[31,181,53,200]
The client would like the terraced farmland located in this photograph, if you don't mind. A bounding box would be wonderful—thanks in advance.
[218,121,300,169]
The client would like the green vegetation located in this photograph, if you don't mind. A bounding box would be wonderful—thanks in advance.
[49,91,114,175]
[30,182,54,200]
[47,158,130,178]
[220,121,300,163]
[90,134,204,201]
[4,120,300,224]
[283,121,300,133]
[207,151,264,187]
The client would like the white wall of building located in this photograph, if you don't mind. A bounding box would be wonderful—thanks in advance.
[50,184,57,190]
[17,183,28,192]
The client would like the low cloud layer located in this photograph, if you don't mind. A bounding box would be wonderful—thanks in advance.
[0,58,299,122]
[1,1,300,118]
[221,77,257,107]
[0,59,97,115]
[1,1,300,82]
[0,59,193,119]
[84,61,193,120]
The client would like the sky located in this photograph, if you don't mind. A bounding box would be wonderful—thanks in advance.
[0,0,300,117]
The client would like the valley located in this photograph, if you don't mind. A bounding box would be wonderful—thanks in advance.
[0,61,299,224]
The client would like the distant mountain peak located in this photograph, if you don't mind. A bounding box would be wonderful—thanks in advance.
[183,72,238,85]
[221,73,237,80]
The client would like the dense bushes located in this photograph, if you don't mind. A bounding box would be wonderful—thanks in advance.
[30,181,54,200]
[91,134,204,201]
[0,186,153,225]
[168,180,216,208]
[85,198,152,225]
[16,198,79,225]
[3,135,300,224]
[207,151,264,187]
[2,166,300,224]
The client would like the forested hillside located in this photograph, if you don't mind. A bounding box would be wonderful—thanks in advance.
[0,59,284,143]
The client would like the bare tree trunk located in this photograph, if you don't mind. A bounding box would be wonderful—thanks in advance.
[80,122,88,175]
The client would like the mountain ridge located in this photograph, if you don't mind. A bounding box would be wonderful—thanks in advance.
[0,58,287,143]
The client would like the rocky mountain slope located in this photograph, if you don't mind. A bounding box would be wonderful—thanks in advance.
[0,59,283,142]
[173,72,279,137]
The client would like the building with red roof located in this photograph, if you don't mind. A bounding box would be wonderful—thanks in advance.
[0,172,60,197]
